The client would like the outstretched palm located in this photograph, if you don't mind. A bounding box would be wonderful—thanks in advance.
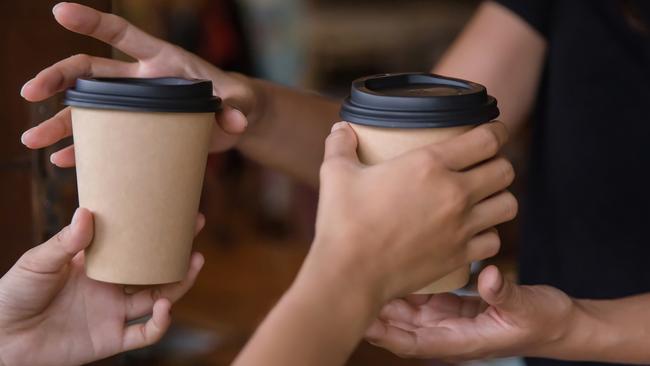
[365,266,574,362]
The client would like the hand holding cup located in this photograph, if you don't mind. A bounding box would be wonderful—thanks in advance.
[0,208,205,366]
[20,2,254,164]
[300,120,517,303]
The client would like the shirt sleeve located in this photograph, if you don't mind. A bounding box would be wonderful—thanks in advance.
[491,0,553,38]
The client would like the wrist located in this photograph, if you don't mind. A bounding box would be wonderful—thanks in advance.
[518,295,582,359]
[530,298,609,361]
[294,239,385,323]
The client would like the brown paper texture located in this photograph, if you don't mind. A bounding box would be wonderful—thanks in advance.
[72,108,214,285]
[350,123,473,294]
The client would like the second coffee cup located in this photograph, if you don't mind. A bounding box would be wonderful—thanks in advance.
[340,73,499,294]
[65,77,220,285]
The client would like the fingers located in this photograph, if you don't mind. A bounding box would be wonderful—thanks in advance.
[432,121,509,171]
[378,293,480,329]
[18,208,94,273]
[125,252,204,321]
[463,157,515,204]
[367,319,475,360]
[210,106,246,152]
[53,2,168,60]
[217,105,248,134]
[478,265,521,313]
[121,298,172,352]
[378,299,419,325]
[365,319,421,357]
[21,108,72,149]
[322,122,360,163]
[50,144,76,168]
[403,294,431,306]
[465,228,501,263]
[466,191,518,235]
[21,55,134,102]
[195,213,206,235]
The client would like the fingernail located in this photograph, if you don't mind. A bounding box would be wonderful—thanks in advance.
[331,122,348,132]
[53,2,66,15]
[50,152,58,164]
[20,79,32,98]
[71,208,81,227]
[20,128,33,145]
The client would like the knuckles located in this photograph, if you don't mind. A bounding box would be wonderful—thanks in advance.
[482,231,502,259]
[104,14,131,45]
[477,124,503,157]
[67,53,92,67]
[437,178,471,218]
[497,157,516,187]
[411,147,444,172]
[18,248,38,265]
[407,148,471,216]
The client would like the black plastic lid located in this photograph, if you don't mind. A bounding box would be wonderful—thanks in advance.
[64,77,221,113]
[340,73,499,128]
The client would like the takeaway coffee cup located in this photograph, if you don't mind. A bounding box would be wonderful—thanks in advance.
[64,77,220,285]
[340,73,499,294]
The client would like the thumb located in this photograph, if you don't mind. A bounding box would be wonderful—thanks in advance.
[217,105,247,135]
[19,208,94,273]
[478,265,522,313]
[323,122,360,163]
[210,106,245,152]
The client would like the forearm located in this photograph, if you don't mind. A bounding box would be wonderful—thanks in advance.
[233,250,379,366]
[237,78,340,187]
[536,294,650,363]
[433,1,546,135]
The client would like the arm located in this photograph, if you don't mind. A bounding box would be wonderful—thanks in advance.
[433,1,547,134]
[550,295,650,364]
[232,253,378,366]
[237,0,549,183]
[21,2,543,188]
[19,3,337,188]
[238,79,339,186]
[233,121,517,366]
[366,265,650,364]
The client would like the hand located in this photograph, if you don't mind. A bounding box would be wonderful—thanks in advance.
[0,208,205,366]
[302,121,518,303]
[365,265,577,362]
[20,2,256,167]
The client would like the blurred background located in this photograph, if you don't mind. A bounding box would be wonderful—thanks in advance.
[0,1,527,365]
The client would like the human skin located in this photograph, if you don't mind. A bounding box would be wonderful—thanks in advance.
[0,209,205,366]
[19,2,542,187]
[366,2,650,364]
[232,121,516,366]
[20,1,650,365]
[365,265,650,364]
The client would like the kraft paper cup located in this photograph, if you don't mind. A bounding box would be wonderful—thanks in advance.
[340,73,499,294]
[65,77,220,284]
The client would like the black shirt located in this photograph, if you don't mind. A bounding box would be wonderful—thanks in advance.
[493,1,650,365]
